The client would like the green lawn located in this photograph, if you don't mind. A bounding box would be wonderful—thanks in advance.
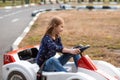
[0,0,40,7]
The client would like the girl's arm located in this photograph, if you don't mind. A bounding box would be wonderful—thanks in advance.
[44,35,80,54]
[62,48,80,55]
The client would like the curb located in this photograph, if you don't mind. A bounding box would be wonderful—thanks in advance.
[31,8,62,16]
[77,5,120,10]
[59,4,120,10]
[12,8,61,50]
[11,3,120,50]
[12,12,40,50]
[12,9,57,50]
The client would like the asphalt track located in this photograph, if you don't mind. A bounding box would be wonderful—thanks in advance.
[0,4,60,80]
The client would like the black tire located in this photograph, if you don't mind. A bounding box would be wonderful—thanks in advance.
[8,71,27,80]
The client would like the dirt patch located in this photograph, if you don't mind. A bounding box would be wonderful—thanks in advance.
[19,10,120,67]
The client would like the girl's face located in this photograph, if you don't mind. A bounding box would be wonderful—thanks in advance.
[55,23,64,35]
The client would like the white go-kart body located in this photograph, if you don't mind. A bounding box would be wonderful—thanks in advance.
[2,45,120,80]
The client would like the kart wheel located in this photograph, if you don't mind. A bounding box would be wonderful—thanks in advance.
[8,71,27,80]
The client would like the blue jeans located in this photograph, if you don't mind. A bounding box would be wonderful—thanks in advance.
[43,54,80,72]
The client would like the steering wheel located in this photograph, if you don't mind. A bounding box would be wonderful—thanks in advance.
[74,45,90,56]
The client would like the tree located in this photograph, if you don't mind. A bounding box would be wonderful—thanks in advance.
[2,0,6,3]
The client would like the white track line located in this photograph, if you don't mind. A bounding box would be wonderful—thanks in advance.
[12,13,41,50]
[11,18,19,23]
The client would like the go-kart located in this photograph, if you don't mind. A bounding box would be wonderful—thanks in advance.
[2,45,120,80]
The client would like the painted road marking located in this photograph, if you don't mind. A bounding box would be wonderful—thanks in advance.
[0,10,22,20]
[11,18,19,23]
[0,17,3,19]
[5,10,11,12]
[12,13,41,50]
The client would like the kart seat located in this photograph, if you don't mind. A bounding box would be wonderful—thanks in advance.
[18,48,38,60]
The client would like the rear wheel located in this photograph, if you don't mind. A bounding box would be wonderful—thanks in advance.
[8,71,27,80]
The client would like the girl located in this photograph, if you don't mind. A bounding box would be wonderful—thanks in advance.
[36,16,81,72]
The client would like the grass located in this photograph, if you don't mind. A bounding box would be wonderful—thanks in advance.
[19,10,120,67]
[0,1,22,7]
[0,0,40,7]
[1,0,120,7]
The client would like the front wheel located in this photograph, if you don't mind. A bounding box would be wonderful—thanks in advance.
[8,71,27,80]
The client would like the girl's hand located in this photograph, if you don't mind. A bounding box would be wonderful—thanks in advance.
[70,48,81,54]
